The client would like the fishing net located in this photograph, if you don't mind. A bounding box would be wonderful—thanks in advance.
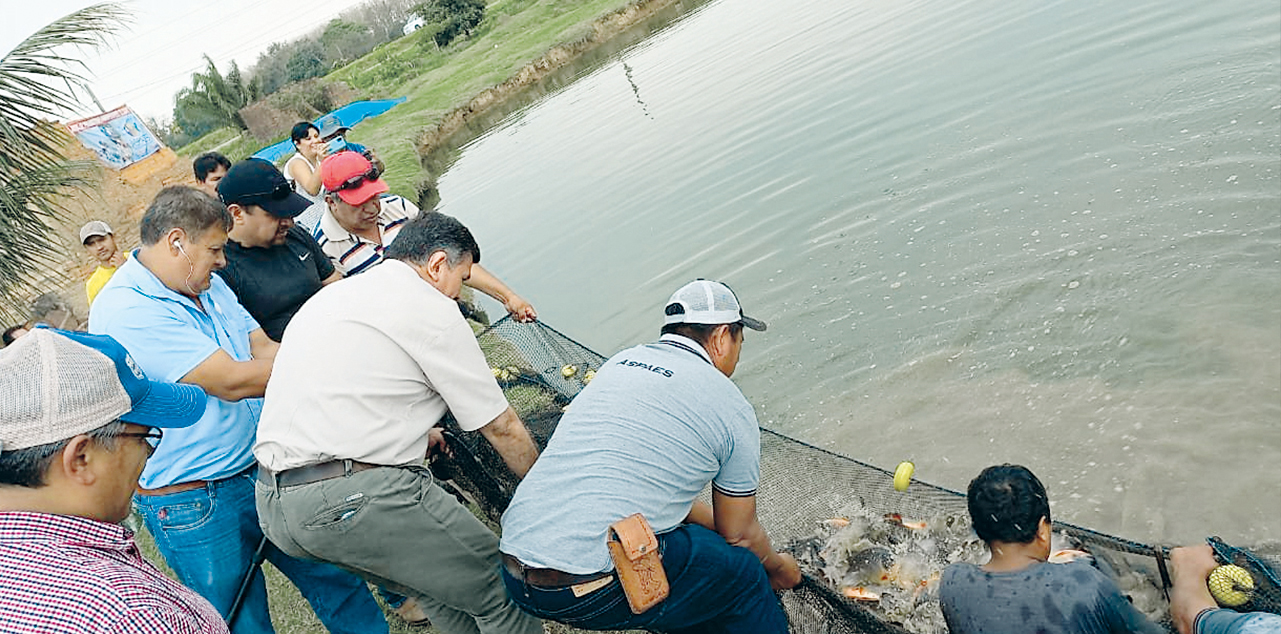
[431,317,1281,633]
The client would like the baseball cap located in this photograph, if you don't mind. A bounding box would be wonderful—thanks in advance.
[0,329,206,452]
[316,114,350,140]
[321,152,388,206]
[79,220,113,245]
[217,159,313,218]
[664,280,767,331]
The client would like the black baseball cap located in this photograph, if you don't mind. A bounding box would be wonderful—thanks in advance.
[216,159,312,218]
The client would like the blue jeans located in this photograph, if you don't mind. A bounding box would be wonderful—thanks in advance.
[503,523,788,633]
[133,469,388,634]
[1196,609,1281,634]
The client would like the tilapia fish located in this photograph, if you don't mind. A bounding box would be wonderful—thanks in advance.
[786,500,1171,633]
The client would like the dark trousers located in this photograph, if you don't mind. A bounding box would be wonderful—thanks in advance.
[503,523,788,633]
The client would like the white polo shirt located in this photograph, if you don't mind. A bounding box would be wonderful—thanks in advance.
[254,259,509,470]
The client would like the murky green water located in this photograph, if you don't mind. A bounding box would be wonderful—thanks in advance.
[436,0,1281,545]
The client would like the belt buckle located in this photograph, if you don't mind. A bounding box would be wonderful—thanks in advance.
[570,575,613,597]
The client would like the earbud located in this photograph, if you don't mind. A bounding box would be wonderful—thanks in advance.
[172,240,184,253]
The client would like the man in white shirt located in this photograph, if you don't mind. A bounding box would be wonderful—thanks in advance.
[254,211,543,634]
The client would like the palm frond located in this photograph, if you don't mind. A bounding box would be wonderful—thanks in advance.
[0,3,128,322]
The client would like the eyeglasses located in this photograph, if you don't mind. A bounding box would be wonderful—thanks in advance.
[117,428,163,456]
[239,181,294,201]
[331,166,382,192]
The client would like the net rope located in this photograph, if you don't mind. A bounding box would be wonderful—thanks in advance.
[429,317,1281,633]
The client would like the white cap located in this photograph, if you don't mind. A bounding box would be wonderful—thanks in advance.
[0,329,205,451]
[664,280,766,331]
[79,220,113,245]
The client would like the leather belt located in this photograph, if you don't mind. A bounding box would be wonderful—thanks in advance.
[136,480,206,496]
[257,459,380,489]
[502,553,613,590]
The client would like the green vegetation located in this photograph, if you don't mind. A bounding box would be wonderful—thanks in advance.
[183,0,641,197]
[0,2,126,320]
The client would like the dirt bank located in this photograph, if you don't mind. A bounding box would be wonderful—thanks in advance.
[413,0,688,161]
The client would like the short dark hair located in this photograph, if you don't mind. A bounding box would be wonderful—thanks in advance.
[967,464,1051,544]
[291,122,318,145]
[192,152,231,182]
[139,186,232,246]
[660,320,744,347]
[384,211,480,267]
[2,325,25,346]
[0,421,124,488]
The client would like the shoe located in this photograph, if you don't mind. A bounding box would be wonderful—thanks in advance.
[393,596,432,626]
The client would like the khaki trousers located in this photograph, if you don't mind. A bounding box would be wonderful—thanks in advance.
[255,465,542,634]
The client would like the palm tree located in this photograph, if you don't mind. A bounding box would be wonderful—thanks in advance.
[172,55,255,135]
[0,3,127,322]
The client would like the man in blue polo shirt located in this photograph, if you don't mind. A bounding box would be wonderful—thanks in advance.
[499,279,801,633]
[89,186,387,634]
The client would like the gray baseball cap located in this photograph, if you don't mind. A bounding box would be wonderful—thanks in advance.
[79,221,113,245]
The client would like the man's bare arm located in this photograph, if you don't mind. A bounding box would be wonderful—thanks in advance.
[465,265,537,322]
[249,328,279,362]
[477,406,539,478]
[712,490,802,590]
[179,349,272,401]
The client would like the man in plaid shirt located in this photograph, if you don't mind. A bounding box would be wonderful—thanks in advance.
[0,329,227,634]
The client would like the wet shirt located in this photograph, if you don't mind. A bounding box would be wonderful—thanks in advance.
[940,560,1165,634]
[0,512,228,633]
[217,225,335,342]
[500,333,761,574]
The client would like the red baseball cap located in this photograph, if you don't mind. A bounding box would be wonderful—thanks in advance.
[321,152,388,205]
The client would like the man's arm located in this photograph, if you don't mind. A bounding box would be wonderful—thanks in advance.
[477,406,539,478]
[711,490,802,590]
[249,328,278,362]
[465,264,537,322]
[180,332,274,402]
[1170,545,1222,634]
[321,270,343,285]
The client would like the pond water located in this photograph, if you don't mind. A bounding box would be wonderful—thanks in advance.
[436,0,1281,546]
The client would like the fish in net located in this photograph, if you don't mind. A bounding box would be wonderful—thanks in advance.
[429,317,1281,633]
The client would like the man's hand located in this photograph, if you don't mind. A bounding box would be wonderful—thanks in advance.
[504,294,537,322]
[1169,545,1221,634]
[426,427,451,458]
[764,552,803,591]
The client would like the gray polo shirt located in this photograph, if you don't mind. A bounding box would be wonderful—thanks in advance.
[500,334,761,574]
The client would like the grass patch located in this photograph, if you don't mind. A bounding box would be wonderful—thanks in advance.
[176,127,261,163]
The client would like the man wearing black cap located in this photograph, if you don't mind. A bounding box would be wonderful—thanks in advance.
[216,159,341,342]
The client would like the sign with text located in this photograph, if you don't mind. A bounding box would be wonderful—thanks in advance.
[66,106,163,170]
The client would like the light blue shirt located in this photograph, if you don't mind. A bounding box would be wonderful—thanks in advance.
[89,254,262,489]
[500,334,761,574]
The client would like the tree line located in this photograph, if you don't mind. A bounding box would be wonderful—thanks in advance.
[159,0,485,147]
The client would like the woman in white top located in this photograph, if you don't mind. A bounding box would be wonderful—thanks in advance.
[285,121,328,232]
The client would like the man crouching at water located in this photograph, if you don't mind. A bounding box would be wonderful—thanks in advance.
[254,211,543,634]
[499,280,801,633]
[940,464,1164,634]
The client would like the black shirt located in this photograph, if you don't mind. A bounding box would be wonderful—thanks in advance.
[217,225,336,341]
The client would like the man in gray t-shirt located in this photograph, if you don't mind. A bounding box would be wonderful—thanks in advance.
[940,465,1164,634]
[499,280,801,633]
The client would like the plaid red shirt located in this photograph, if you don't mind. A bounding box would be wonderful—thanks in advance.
[0,511,228,634]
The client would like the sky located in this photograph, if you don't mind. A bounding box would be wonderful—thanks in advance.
[1,0,381,123]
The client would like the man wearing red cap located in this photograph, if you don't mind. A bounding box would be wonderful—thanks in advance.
[314,152,538,321]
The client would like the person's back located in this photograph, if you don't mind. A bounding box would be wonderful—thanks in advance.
[941,559,1161,634]
[941,465,1164,634]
